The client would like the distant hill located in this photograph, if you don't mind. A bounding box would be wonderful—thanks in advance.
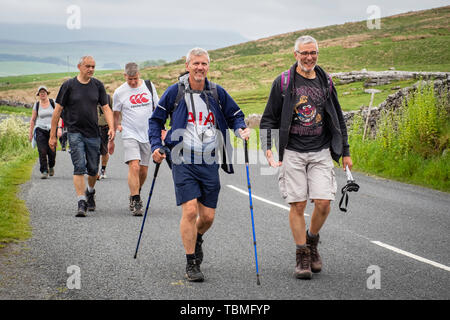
[1,5,449,114]
[0,24,248,76]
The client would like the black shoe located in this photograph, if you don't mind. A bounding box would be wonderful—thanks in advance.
[195,237,204,265]
[85,189,96,211]
[185,259,204,282]
[131,197,143,216]
[76,200,87,217]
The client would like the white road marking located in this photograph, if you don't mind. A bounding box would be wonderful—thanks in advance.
[226,185,309,216]
[228,185,449,272]
[228,184,449,272]
[371,241,450,272]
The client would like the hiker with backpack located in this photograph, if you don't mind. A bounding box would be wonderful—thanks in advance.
[49,55,115,217]
[109,62,160,216]
[260,35,353,280]
[149,47,250,282]
[29,85,61,179]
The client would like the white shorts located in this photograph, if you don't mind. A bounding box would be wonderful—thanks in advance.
[123,138,151,166]
[278,148,337,203]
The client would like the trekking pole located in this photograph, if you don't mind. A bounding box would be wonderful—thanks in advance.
[134,148,165,259]
[244,138,261,285]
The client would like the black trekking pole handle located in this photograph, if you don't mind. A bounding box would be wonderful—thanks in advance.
[153,147,166,177]
[244,139,249,164]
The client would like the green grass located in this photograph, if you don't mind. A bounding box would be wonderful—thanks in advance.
[0,116,37,246]
[0,152,35,247]
[348,84,450,192]
[0,105,32,116]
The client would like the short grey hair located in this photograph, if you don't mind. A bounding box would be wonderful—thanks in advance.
[294,36,318,52]
[186,47,210,64]
[124,62,139,76]
[78,55,94,66]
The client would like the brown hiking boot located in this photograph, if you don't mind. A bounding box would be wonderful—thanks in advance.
[307,232,322,273]
[295,247,312,279]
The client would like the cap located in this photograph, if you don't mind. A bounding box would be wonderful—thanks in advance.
[36,85,50,96]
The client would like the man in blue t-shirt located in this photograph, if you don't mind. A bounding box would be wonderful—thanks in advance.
[49,55,115,217]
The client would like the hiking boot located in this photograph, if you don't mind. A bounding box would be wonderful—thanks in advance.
[195,238,204,265]
[76,200,87,217]
[129,195,133,211]
[307,231,322,273]
[295,247,312,280]
[85,189,96,211]
[185,259,204,282]
[130,197,143,216]
[41,171,48,179]
[49,167,54,176]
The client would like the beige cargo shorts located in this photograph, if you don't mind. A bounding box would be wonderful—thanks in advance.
[278,148,337,203]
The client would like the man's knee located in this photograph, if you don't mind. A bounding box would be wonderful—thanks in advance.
[182,200,198,222]
[128,160,140,173]
[313,199,331,213]
[290,201,307,215]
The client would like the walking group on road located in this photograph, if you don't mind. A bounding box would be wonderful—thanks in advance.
[29,35,353,283]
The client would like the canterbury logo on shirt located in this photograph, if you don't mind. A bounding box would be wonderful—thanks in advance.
[188,111,215,126]
[129,93,150,105]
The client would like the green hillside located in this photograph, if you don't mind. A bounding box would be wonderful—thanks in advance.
[1,5,449,113]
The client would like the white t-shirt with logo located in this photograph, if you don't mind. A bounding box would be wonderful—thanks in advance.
[183,92,217,153]
[113,81,159,143]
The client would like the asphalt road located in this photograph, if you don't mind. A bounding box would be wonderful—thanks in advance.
[0,132,449,301]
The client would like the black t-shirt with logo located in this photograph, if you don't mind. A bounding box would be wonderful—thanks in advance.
[56,77,108,138]
[286,72,331,153]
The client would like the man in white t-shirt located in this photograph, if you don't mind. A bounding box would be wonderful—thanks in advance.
[110,62,159,216]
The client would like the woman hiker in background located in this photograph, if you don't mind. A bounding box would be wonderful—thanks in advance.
[29,85,62,179]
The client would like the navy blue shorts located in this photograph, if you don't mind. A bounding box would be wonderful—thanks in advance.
[172,163,220,208]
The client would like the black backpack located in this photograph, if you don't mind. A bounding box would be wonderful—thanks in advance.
[144,80,156,111]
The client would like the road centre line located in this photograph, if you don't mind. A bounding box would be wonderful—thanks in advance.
[371,241,450,272]
[226,185,309,216]
[227,185,449,272]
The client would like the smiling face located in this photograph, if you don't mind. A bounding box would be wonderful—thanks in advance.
[186,54,209,88]
[294,42,318,74]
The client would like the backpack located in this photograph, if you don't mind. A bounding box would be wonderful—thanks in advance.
[169,79,221,126]
[35,98,55,115]
[144,80,156,111]
[97,95,112,126]
[280,69,334,98]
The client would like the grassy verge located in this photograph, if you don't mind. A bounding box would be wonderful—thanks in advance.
[0,152,36,247]
[0,116,37,247]
[0,105,32,116]
[348,84,449,192]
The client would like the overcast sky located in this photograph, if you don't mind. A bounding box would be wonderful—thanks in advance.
[0,0,448,39]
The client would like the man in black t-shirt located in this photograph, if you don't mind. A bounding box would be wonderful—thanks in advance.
[49,55,115,217]
[260,36,353,280]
